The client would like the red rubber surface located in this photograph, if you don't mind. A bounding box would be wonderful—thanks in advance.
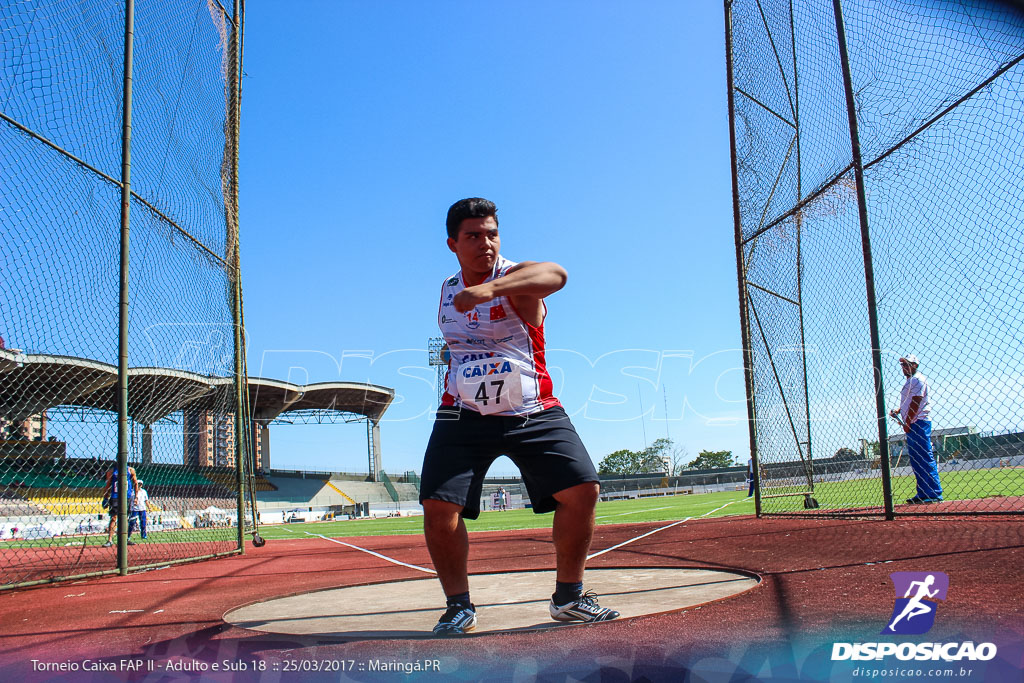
[1,516,1022,681]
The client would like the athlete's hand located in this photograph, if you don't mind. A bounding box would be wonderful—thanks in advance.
[453,284,495,313]
[889,409,899,418]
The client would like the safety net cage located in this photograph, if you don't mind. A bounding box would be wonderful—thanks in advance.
[726,0,1024,517]
[1,0,257,588]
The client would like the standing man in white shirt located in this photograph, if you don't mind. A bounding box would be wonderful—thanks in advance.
[889,354,943,504]
[129,480,150,541]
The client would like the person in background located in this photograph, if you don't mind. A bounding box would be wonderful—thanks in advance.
[128,479,150,541]
[102,464,138,547]
[890,354,943,504]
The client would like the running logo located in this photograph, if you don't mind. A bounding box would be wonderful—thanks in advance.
[882,571,948,635]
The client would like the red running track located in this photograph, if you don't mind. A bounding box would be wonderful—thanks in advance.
[0,515,1022,681]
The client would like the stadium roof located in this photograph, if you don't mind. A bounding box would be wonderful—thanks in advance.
[247,377,394,423]
[0,349,394,424]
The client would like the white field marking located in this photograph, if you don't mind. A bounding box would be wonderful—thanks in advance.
[298,530,436,575]
[595,506,672,520]
[587,499,744,560]
[109,610,145,614]
[64,593,86,598]
[153,610,164,614]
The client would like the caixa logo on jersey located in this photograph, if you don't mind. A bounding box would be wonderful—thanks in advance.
[832,572,997,662]
[462,360,513,378]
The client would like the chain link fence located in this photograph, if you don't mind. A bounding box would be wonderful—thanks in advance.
[726,0,1024,517]
[1,0,254,587]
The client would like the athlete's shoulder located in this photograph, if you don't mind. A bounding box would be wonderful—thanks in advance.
[495,255,518,277]
[440,271,462,289]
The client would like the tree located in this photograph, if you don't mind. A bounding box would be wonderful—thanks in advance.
[597,449,642,475]
[597,438,675,475]
[687,449,734,470]
[834,447,860,461]
[642,438,673,473]
[666,442,689,476]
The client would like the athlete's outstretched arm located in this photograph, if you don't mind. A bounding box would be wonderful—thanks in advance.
[452,261,567,313]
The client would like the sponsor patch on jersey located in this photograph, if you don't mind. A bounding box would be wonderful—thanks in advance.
[447,277,459,286]
[489,304,507,321]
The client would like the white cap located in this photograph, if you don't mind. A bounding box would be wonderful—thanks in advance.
[899,354,919,366]
[136,480,143,485]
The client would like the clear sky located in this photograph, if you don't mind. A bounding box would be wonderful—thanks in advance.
[237,2,747,476]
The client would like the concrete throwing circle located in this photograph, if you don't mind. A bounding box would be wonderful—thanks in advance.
[224,567,757,639]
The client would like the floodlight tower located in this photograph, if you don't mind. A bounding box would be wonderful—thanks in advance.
[427,337,449,406]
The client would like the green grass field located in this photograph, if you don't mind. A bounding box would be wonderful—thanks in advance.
[1,490,754,549]
[761,466,1022,512]
[3,466,1018,549]
[273,488,755,540]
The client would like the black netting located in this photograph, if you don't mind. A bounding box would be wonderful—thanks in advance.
[728,0,1024,517]
[1,0,253,587]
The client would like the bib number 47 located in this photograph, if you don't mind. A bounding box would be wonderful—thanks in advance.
[456,357,523,415]
[475,380,505,406]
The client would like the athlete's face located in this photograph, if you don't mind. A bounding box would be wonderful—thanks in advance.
[448,216,500,280]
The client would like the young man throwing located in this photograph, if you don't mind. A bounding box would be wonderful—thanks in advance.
[420,197,618,636]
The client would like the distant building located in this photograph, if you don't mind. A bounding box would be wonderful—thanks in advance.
[184,409,235,468]
[1,411,47,441]
[183,408,262,469]
[888,425,976,460]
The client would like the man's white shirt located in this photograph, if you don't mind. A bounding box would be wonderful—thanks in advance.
[899,372,930,423]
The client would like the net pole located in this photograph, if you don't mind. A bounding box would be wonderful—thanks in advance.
[724,0,761,516]
[791,0,815,484]
[833,0,894,520]
[228,0,246,552]
[116,0,136,574]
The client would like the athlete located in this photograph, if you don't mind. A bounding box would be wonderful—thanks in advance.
[420,197,618,636]
[102,464,138,548]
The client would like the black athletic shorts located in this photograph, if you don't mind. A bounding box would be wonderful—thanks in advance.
[419,405,599,519]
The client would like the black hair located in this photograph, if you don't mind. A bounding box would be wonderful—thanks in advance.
[446,197,498,240]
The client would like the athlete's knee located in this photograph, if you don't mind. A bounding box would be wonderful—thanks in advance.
[554,482,600,509]
[423,499,463,533]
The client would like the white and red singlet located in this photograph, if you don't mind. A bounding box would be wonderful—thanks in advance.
[438,256,561,416]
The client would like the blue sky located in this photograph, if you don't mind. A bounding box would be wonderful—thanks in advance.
[237,2,746,475]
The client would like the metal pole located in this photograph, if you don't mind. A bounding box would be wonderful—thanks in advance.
[116,0,136,574]
[725,0,761,516]
[833,0,893,519]
[228,0,247,551]
[791,0,816,489]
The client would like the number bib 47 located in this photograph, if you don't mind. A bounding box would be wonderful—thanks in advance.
[456,357,524,415]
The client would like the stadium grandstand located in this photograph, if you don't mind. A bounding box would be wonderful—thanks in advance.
[0,361,397,544]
